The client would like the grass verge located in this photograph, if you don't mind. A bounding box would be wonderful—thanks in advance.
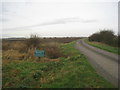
[3,42,114,88]
[85,39,120,55]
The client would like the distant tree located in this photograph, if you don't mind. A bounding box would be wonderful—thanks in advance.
[26,34,40,49]
[99,30,115,45]
[89,30,118,47]
[89,33,100,42]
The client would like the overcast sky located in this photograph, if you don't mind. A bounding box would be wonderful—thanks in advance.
[1,0,119,38]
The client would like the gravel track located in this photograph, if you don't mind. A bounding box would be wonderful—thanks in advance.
[75,39,119,87]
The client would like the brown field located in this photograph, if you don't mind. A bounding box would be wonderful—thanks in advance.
[2,37,81,62]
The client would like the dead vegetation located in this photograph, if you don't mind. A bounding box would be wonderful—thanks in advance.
[2,36,80,62]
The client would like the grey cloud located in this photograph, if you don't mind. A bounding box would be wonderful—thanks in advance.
[3,17,98,31]
[0,18,9,22]
[41,17,97,25]
[34,17,97,26]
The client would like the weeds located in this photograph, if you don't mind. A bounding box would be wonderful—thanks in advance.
[2,38,64,60]
[33,71,42,80]
[25,34,40,49]
[3,42,114,88]
[3,50,26,60]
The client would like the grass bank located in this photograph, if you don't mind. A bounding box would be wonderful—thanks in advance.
[85,39,120,55]
[3,42,114,88]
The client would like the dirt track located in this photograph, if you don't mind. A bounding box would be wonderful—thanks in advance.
[75,39,119,87]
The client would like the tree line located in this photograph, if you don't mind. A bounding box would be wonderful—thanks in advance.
[88,30,120,47]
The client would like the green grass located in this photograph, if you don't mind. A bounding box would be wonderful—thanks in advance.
[3,42,115,88]
[85,39,120,55]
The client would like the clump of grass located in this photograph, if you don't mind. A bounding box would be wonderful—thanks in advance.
[25,34,41,49]
[25,48,35,60]
[42,42,65,59]
[44,46,62,59]
[12,42,28,53]
[3,50,26,60]
[2,41,12,51]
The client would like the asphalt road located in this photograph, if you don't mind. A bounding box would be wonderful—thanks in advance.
[75,39,119,87]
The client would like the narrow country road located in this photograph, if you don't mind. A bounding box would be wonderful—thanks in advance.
[75,39,119,87]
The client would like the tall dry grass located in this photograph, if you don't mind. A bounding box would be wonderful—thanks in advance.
[2,36,79,61]
[3,50,26,60]
[2,41,64,61]
[41,42,64,59]
[25,34,40,49]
